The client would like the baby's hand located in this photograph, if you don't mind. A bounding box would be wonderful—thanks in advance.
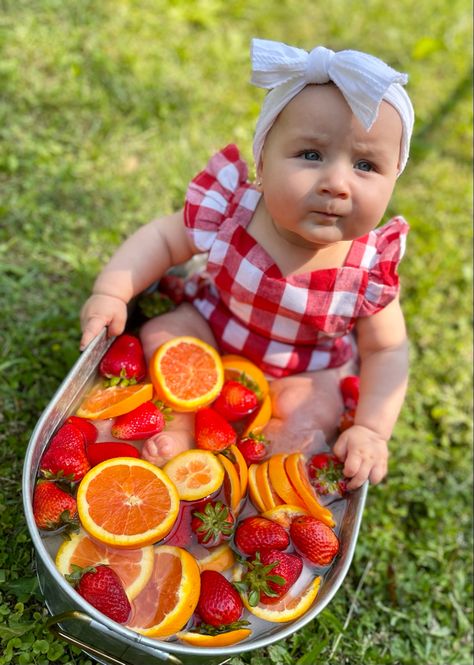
[332,425,388,490]
[80,294,128,350]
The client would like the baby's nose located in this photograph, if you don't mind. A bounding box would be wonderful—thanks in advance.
[317,164,350,199]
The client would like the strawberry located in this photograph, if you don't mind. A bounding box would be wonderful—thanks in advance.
[86,442,140,466]
[33,480,78,530]
[307,453,347,496]
[40,423,90,482]
[213,380,259,422]
[235,549,303,606]
[237,432,268,464]
[66,564,131,623]
[196,570,243,627]
[191,500,235,547]
[289,515,339,566]
[340,375,360,410]
[234,516,289,556]
[65,416,98,445]
[99,334,146,385]
[339,408,355,432]
[111,401,165,440]
[158,274,185,305]
[194,407,236,452]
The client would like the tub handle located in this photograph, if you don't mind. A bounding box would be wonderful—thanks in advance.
[46,611,181,664]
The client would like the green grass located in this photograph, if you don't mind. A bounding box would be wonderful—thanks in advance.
[0,1,472,663]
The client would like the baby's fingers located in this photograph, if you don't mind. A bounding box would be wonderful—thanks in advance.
[368,458,388,485]
[80,316,108,350]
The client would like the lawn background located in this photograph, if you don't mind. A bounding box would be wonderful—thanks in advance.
[0,1,472,664]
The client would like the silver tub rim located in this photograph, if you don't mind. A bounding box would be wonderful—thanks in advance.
[22,329,368,659]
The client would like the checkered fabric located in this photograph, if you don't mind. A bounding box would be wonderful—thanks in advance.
[184,145,409,377]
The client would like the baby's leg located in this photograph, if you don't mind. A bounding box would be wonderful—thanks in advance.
[140,303,218,363]
[263,361,355,456]
[140,304,216,464]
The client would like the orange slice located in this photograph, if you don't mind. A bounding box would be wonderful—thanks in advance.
[55,529,154,600]
[163,449,224,501]
[256,460,283,511]
[268,454,307,509]
[150,337,224,412]
[76,382,154,420]
[230,444,248,499]
[239,575,321,623]
[77,458,180,548]
[284,453,335,527]
[177,628,252,647]
[217,453,242,512]
[196,543,235,572]
[221,354,269,398]
[243,393,272,436]
[128,545,200,638]
[247,463,267,513]
[262,504,309,529]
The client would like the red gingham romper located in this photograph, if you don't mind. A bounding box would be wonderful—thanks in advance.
[184,145,409,378]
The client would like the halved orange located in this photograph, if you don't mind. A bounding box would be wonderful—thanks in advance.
[128,545,200,638]
[229,444,248,499]
[177,628,252,647]
[255,460,283,511]
[77,458,180,548]
[163,449,224,501]
[76,382,154,420]
[239,575,321,623]
[242,393,272,436]
[247,463,267,513]
[221,354,269,398]
[268,454,307,509]
[150,337,224,412]
[196,543,235,572]
[55,529,154,600]
[284,453,335,527]
[262,504,309,529]
[217,453,242,512]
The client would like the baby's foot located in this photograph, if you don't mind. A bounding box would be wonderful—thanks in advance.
[142,430,194,467]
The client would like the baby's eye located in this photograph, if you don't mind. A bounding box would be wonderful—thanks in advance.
[355,160,374,172]
[302,151,322,161]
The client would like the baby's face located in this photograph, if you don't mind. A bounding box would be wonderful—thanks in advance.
[258,84,403,249]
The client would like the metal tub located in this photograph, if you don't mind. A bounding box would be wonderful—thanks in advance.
[22,329,368,665]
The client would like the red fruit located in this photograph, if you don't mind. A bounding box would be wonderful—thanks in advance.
[289,515,339,566]
[191,500,235,548]
[237,433,268,464]
[194,407,236,452]
[234,516,289,556]
[236,549,303,606]
[307,453,347,496]
[33,480,78,530]
[111,401,165,440]
[40,423,91,482]
[213,380,259,422]
[99,334,146,383]
[66,565,131,624]
[86,442,140,466]
[65,416,98,445]
[340,375,360,410]
[339,408,356,433]
[158,274,185,305]
[196,570,243,627]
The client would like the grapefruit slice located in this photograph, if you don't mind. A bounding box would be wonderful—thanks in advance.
[76,383,154,420]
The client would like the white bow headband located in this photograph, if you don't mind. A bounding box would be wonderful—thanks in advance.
[251,39,414,174]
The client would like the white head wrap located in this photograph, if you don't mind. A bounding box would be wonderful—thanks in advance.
[251,39,415,175]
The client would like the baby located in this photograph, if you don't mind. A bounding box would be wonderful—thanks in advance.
[80,39,414,491]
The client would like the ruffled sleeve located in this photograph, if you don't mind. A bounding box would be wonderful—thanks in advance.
[359,216,409,317]
[184,144,249,251]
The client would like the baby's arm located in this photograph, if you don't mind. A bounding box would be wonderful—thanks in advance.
[333,296,409,489]
[80,210,196,349]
